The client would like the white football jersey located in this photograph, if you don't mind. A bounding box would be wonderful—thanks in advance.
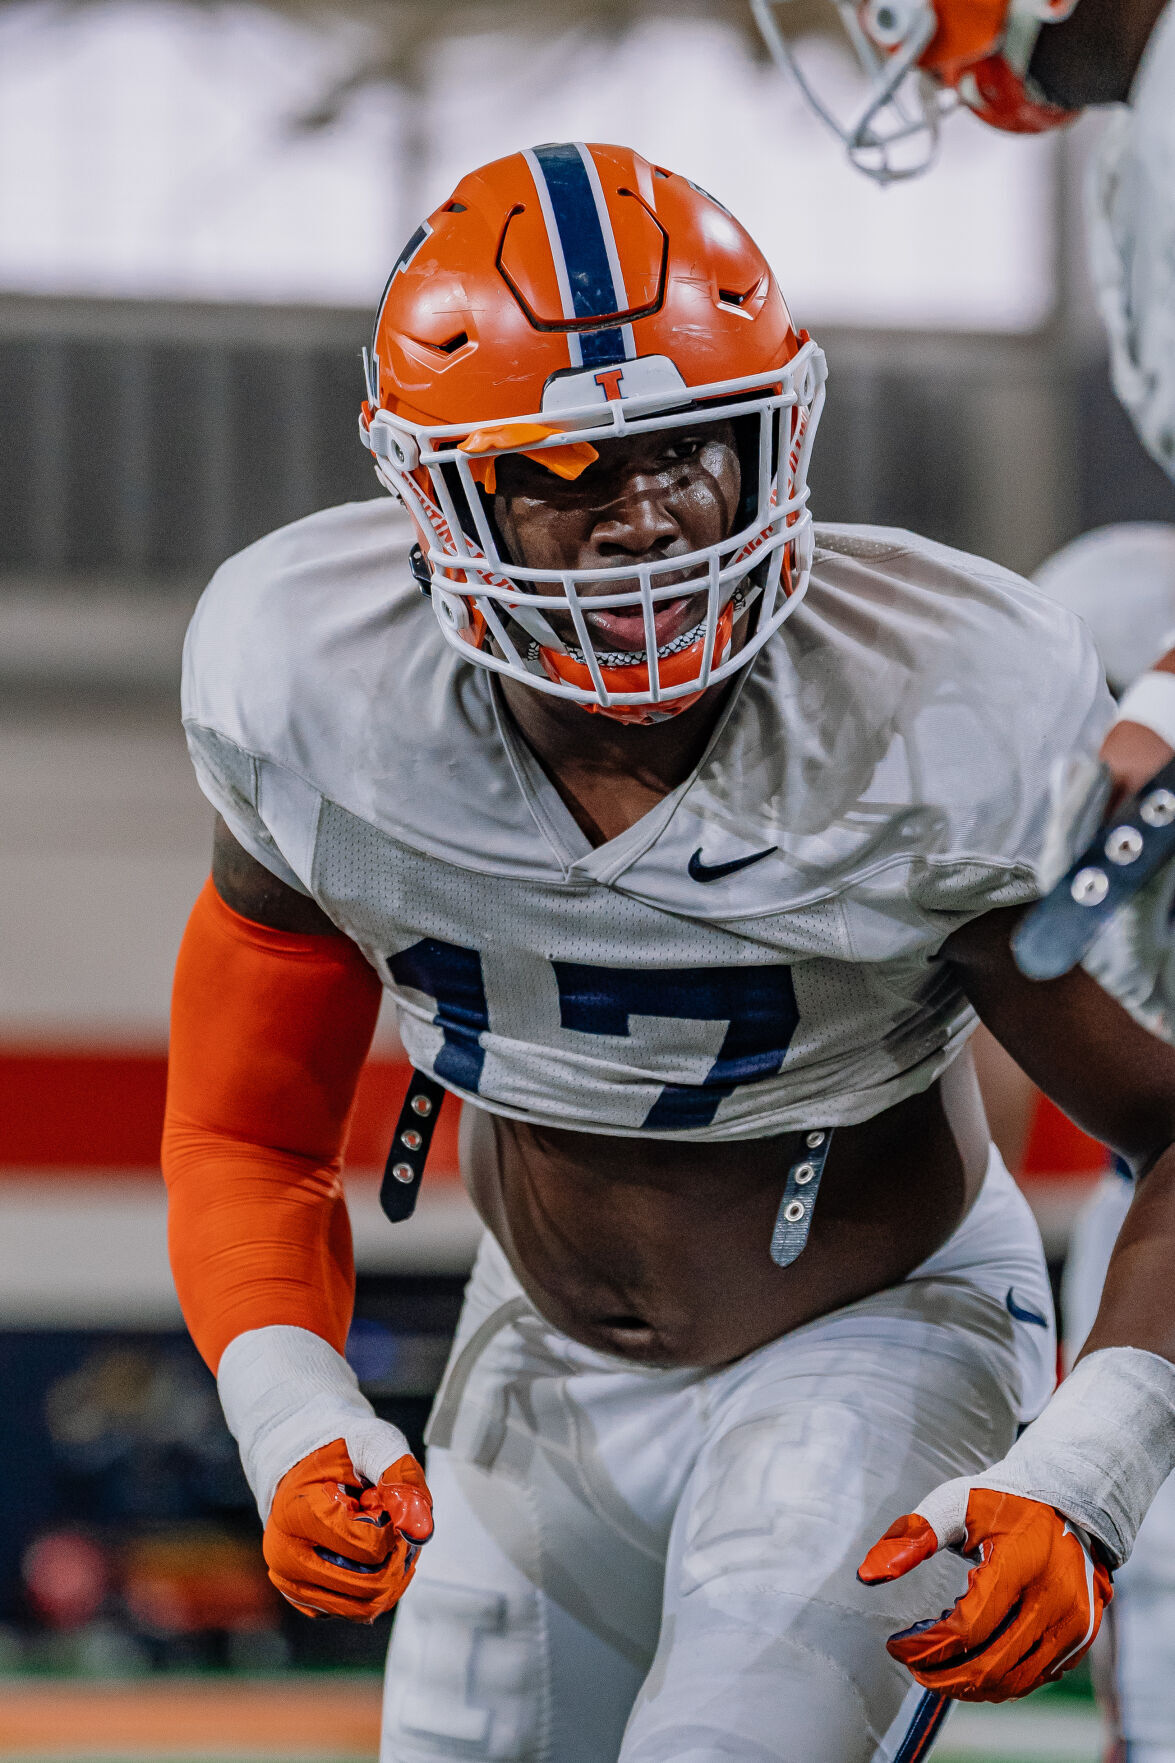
[1088,0,1175,484]
[182,499,1108,1142]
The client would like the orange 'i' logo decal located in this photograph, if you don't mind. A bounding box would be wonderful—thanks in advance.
[594,368,625,402]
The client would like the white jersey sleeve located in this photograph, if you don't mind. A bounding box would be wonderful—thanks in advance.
[1087,1,1175,483]
[182,498,419,896]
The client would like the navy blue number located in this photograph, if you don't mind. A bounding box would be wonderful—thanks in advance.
[388,938,488,1092]
[552,962,799,1130]
[388,942,798,1128]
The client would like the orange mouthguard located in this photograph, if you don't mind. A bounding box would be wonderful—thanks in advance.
[458,423,599,494]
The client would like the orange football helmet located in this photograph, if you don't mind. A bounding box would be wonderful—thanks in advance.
[360,142,826,723]
[753,0,1078,182]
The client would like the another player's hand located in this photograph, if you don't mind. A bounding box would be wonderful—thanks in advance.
[263,1438,433,1622]
[857,1485,1112,1702]
[1100,719,1175,814]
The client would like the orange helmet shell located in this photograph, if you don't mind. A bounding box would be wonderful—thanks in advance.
[371,144,799,432]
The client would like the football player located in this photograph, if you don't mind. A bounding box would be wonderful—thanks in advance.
[164,145,1175,1760]
[753,0,1175,1033]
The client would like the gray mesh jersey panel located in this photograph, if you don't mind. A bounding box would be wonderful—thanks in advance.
[181,498,1111,1141]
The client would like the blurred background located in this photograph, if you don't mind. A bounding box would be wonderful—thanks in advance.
[1,1,1173,1758]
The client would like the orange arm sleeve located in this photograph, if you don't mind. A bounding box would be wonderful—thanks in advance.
[162,878,383,1374]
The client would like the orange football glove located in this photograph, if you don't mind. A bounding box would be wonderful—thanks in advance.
[858,1488,1112,1702]
[263,1439,433,1623]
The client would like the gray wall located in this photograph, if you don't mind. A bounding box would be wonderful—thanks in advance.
[2,294,1173,594]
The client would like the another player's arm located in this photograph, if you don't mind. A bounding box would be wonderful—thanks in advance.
[1100,645,1175,808]
[163,819,433,1622]
[859,903,1175,1701]
[949,905,1175,1263]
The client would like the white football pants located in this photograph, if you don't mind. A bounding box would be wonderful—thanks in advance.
[1064,1171,1175,1763]
[381,1148,1054,1763]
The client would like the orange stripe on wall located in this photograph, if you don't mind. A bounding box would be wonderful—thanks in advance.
[0,1050,461,1177]
[2,1050,1108,1188]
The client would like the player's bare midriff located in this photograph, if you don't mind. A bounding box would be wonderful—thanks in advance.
[466,664,992,1368]
[459,1052,991,1368]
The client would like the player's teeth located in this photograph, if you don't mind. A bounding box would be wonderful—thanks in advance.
[529,616,706,668]
[521,590,744,669]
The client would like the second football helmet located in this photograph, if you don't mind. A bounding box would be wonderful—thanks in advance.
[752,0,1077,182]
[360,142,826,723]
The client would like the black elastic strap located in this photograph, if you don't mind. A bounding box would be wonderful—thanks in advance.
[408,542,432,597]
[379,1071,447,1223]
[1013,755,1175,980]
[770,1129,834,1267]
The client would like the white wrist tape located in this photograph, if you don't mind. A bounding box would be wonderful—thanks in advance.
[915,1348,1175,1567]
[1115,671,1175,752]
[217,1325,412,1522]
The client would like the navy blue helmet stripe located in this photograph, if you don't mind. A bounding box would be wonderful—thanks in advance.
[531,141,623,322]
[579,327,628,367]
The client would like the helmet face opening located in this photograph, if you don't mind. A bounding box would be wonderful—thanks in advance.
[751,0,1077,182]
[361,143,827,722]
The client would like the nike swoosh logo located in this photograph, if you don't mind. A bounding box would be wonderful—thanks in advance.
[1006,1287,1049,1329]
[688,845,777,884]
